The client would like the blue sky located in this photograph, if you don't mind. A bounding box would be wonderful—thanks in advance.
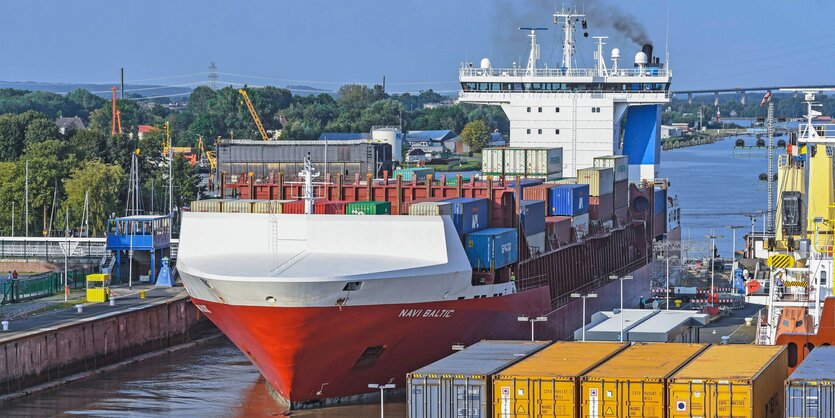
[0,0,832,93]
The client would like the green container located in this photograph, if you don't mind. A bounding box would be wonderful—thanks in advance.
[346,201,391,215]
[445,177,470,186]
[394,168,434,181]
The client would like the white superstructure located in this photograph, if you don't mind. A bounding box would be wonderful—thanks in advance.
[459,6,671,179]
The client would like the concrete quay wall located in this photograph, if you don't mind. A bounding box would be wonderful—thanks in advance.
[0,295,210,396]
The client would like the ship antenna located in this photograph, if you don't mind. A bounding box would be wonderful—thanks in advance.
[520,27,548,76]
[300,153,320,215]
[554,5,584,72]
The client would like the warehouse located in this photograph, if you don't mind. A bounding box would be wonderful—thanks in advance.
[574,308,710,342]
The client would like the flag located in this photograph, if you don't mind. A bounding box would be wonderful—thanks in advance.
[760,91,772,107]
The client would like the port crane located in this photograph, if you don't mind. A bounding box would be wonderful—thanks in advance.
[111,86,122,135]
[197,135,217,171]
[238,88,269,141]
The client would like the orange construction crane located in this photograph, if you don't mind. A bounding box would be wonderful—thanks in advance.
[238,88,269,141]
[111,86,122,135]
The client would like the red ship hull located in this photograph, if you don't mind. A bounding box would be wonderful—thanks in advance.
[191,261,652,406]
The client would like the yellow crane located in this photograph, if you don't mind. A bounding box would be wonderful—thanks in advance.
[238,88,269,141]
[197,135,217,171]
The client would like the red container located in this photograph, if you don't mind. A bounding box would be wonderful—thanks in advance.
[545,216,573,250]
[652,210,666,237]
[522,184,556,206]
[282,200,347,214]
[614,180,629,209]
[589,193,614,221]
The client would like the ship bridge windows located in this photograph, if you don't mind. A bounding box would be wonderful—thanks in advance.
[460,81,668,93]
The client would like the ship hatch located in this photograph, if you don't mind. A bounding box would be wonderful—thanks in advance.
[352,345,385,370]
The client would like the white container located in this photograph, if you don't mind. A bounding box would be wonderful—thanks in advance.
[481,148,504,176]
[190,199,223,213]
[409,201,453,216]
[593,155,629,183]
[526,231,546,254]
[572,212,590,239]
[577,167,614,196]
[525,148,563,177]
[503,148,527,175]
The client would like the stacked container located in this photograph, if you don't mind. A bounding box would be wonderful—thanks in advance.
[346,201,391,215]
[407,340,549,418]
[522,183,557,208]
[551,177,577,185]
[394,167,434,182]
[545,216,573,250]
[190,199,224,213]
[520,199,546,254]
[221,199,253,213]
[668,345,787,418]
[578,167,615,222]
[446,197,490,236]
[482,147,563,180]
[596,155,630,221]
[251,199,295,214]
[282,200,348,214]
[404,197,448,215]
[549,184,589,216]
[785,346,835,418]
[492,342,627,418]
[581,343,708,418]
[409,201,452,216]
[464,228,519,270]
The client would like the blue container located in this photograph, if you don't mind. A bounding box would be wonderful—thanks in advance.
[446,197,490,235]
[507,179,543,191]
[653,188,666,214]
[548,184,589,216]
[464,228,518,270]
[520,200,546,235]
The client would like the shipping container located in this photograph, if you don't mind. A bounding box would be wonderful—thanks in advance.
[786,346,835,418]
[493,342,628,418]
[545,216,573,249]
[593,155,629,182]
[251,199,295,214]
[524,148,563,177]
[409,201,453,216]
[404,197,449,215]
[221,199,253,213]
[507,179,544,192]
[482,147,562,179]
[282,200,347,214]
[668,345,787,418]
[589,193,614,221]
[572,213,590,239]
[614,180,629,209]
[525,231,545,255]
[465,228,518,269]
[520,200,546,235]
[394,167,435,182]
[346,201,391,215]
[446,197,490,235]
[582,343,708,418]
[190,199,223,213]
[654,188,667,214]
[549,184,589,216]
[577,167,615,196]
[408,340,549,418]
[444,176,470,186]
[522,184,557,207]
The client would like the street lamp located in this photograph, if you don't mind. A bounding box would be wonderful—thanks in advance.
[368,383,395,418]
[517,316,548,341]
[706,233,724,306]
[727,225,745,294]
[571,293,597,341]
[608,275,633,341]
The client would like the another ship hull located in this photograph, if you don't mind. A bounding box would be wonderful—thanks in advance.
[190,260,653,406]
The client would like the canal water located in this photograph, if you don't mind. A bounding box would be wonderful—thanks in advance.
[3,136,771,416]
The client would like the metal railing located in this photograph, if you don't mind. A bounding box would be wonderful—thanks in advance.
[459,67,670,78]
[1,267,92,305]
[800,124,835,142]
[0,237,179,262]
[459,90,670,101]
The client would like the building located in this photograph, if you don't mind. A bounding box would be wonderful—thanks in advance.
[458,8,670,180]
[55,116,85,135]
[574,308,710,343]
[404,130,459,155]
[317,132,372,141]
[138,124,157,140]
[661,125,683,139]
[406,148,428,163]
[670,122,690,133]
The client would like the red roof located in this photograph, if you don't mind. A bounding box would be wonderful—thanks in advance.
[138,125,157,133]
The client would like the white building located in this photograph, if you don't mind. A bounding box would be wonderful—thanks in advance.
[458,6,671,181]
[661,125,683,139]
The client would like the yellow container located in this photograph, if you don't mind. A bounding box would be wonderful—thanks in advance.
[493,342,627,418]
[667,345,787,418]
[85,273,111,303]
[581,343,708,418]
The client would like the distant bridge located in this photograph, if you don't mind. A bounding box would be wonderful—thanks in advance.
[671,85,835,105]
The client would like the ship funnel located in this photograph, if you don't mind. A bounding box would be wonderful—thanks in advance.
[642,43,653,61]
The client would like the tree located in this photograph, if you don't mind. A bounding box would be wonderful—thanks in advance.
[460,120,490,152]
[24,117,59,147]
[62,161,124,236]
[69,129,108,162]
[0,113,25,161]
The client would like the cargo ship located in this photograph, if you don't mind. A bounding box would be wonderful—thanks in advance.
[177,7,679,407]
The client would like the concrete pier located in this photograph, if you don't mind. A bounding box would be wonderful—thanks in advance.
[0,287,211,397]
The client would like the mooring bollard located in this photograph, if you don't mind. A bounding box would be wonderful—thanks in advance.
[75,304,83,314]
[109,297,115,306]
[1,320,8,331]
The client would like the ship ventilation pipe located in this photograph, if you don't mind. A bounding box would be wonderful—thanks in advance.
[642,44,653,62]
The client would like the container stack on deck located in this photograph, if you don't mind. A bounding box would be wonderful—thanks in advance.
[408,341,789,418]
[595,155,630,222]
[785,346,835,417]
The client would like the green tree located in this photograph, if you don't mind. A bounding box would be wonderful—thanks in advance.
[0,113,25,161]
[62,161,125,236]
[69,128,108,161]
[24,117,59,147]
[460,120,490,152]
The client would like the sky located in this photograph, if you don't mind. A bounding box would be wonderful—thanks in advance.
[0,0,833,95]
